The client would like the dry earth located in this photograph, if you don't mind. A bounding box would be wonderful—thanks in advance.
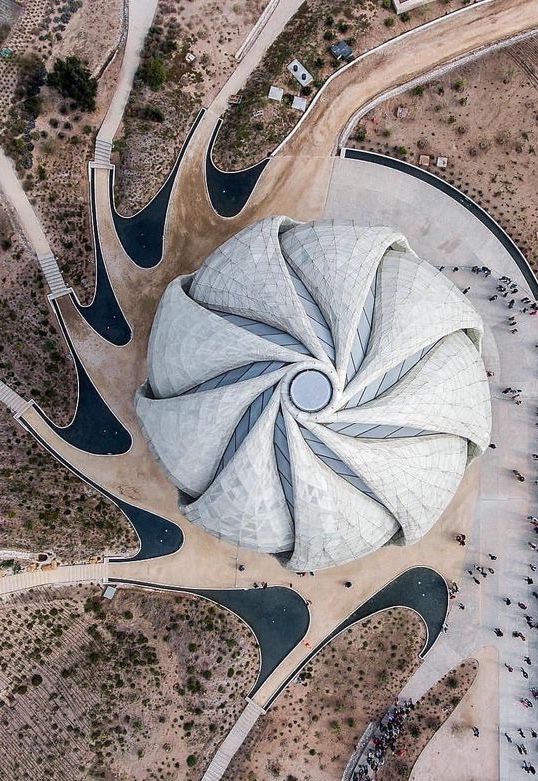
[212,0,465,170]
[347,42,538,271]
[113,0,267,214]
[0,585,258,781]
[0,201,136,561]
[0,0,125,301]
[224,607,426,781]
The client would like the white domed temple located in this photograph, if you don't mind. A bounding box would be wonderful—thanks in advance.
[136,217,491,571]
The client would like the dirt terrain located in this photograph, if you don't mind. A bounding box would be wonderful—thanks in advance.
[224,607,426,781]
[347,42,538,271]
[0,0,125,301]
[113,0,267,214]
[0,584,258,781]
[212,0,465,171]
[0,201,136,562]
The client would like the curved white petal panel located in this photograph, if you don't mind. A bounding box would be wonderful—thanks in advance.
[307,423,468,544]
[284,412,399,570]
[184,395,294,553]
[344,252,484,402]
[149,277,308,398]
[189,216,329,362]
[281,222,409,380]
[138,217,491,571]
[136,368,287,497]
[323,331,491,455]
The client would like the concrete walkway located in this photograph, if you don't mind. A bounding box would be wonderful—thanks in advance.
[96,0,158,154]
[0,562,108,595]
[0,149,52,257]
[208,0,303,117]
[201,700,265,781]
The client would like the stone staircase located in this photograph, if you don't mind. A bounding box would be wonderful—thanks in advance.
[201,700,265,781]
[0,380,31,417]
[94,137,113,166]
[0,562,109,595]
[38,252,70,297]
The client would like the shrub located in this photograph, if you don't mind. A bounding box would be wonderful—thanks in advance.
[186,755,197,767]
[138,56,166,90]
[48,57,97,111]
[355,125,367,142]
[384,16,395,27]
[412,85,424,96]
[31,673,43,686]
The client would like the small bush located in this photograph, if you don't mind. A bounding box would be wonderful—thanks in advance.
[186,755,197,767]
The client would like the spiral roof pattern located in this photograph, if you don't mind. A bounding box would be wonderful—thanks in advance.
[136,217,491,571]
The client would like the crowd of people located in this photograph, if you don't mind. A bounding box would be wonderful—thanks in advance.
[351,700,415,780]
[460,267,537,776]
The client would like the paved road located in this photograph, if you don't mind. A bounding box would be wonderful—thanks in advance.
[279,0,538,159]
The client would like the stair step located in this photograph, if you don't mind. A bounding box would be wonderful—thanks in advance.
[0,381,30,416]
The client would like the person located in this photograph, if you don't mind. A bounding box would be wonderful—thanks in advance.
[519,728,526,738]
[494,628,504,637]
[521,667,529,679]
[528,542,537,550]
[344,581,352,588]
[525,577,534,585]
[505,663,514,672]
[472,726,480,737]
[488,553,497,560]
[524,656,531,665]
[504,597,512,605]
[458,603,465,610]
[505,732,513,743]
[519,602,528,610]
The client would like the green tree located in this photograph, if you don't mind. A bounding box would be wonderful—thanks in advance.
[138,56,166,90]
[47,57,97,111]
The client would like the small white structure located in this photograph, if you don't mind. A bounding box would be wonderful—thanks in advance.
[436,156,448,169]
[268,85,284,102]
[418,154,430,167]
[102,585,117,600]
[185,52,196,64]
[292,96,307,112]
[392,0,435,13]
[287,59,313,87]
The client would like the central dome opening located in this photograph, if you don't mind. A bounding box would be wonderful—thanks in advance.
[289,370,333,412]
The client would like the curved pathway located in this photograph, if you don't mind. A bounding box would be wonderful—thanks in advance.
[205,120,269,218]
[72,167,132,346]
[110,109,205,266]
